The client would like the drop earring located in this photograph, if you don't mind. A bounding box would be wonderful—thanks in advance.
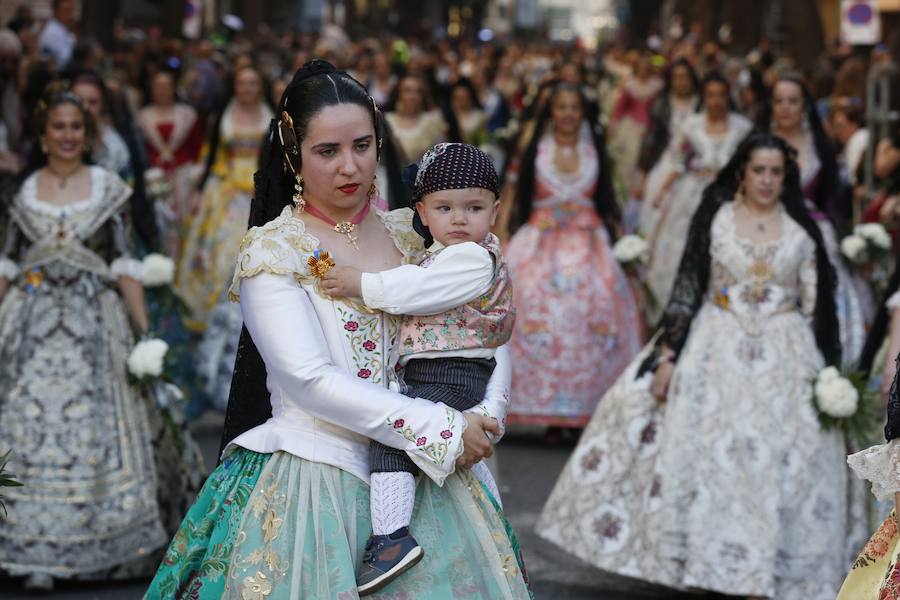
[368,175,377,200]
[293,174,305,211]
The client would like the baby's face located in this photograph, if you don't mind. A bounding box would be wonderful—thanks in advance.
[416,188,499,246]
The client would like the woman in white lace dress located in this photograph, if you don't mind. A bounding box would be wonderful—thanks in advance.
[640,73,752,320]
[537,132,864,600]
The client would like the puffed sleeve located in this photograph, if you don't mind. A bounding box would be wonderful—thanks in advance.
[240,271,467,485]
[360,242,494,315]
[848,440,900,501]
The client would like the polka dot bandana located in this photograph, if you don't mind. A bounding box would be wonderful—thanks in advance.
[411,143,499,201]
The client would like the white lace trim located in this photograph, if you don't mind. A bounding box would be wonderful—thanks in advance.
[110,257,144,281]
[847,440,900,501]
[20,166,106,217]
[0,257,18,280]
[888,291,900,311]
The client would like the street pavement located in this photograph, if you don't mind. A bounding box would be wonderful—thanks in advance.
[2,418,728,599]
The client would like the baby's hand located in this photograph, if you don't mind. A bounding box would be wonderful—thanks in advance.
[320,266,363,298]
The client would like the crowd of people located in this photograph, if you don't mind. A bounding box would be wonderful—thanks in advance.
[3,1,900,598]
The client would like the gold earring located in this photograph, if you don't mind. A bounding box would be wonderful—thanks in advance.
[293,174,305,211]
[368,175,377,200]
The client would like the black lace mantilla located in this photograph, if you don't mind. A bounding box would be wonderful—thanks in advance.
[887,355,900,441]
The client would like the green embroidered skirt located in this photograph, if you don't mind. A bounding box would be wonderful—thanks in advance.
[144,448,532,599]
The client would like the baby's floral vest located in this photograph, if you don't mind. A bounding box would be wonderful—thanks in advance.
[400,233,515,357]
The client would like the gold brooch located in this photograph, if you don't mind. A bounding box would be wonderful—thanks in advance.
[713,287,729,310]
[308,250,335,278]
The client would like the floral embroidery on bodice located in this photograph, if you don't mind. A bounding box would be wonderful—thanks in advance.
[229,205,424,389]
[707,203,817,334]
[400,233,515,356]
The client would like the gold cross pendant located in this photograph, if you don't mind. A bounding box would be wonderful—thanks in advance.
[334,222,359,249]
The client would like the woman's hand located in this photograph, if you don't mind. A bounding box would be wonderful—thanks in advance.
[320,266,363,298]
[457,413,501,469]
[651,360,674,402]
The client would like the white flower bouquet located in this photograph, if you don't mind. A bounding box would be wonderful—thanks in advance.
[613,234,650,268]
[0,450,23,519]
[141,253,176,287]
[810,367,877,446]
[145,167,173,201]
[841,223,892,266]
[127,338,170,381]
[612,234,657,315]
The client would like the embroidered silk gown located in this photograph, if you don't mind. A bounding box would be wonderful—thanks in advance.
[144,206,531,599]
[536,203,864,600]
[0,167,168,579]
[504,132,643,427]
[640,111,752,321]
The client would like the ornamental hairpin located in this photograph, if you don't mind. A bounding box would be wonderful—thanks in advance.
[278,111,305,211]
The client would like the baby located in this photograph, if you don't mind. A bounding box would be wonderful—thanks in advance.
[320,143,515,595]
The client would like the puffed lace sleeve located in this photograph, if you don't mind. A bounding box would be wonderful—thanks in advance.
[239,272,466,485]
[887,291,900,312]
[848,440,900,501]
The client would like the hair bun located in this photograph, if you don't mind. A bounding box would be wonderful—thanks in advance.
[290,59,338,87]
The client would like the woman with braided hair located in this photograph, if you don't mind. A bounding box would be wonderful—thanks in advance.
[144,60,531,600]
[536,132,864,599]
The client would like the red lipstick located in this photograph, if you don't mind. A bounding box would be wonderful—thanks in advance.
[338,184,360,195]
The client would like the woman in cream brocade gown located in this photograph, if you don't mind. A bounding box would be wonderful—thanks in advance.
[537,133,865,600]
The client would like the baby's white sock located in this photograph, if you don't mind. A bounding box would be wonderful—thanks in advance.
[370,471,416,536]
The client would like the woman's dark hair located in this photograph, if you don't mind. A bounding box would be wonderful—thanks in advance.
[859,262,900,374]
[508,81,619,238]
[383,73,431,114]
[664,58,700,98]
[221,60,385,453]
[759,75,841,221]
[21,87,97,180]
[69,70,159,250]
[450,77,483,111]
[647,131,841,371]
[698,71,735,111]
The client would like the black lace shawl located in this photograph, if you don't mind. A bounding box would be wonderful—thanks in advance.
[639,179,841,376]
[887,357,900,441]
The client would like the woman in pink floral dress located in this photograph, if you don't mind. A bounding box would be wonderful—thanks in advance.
[499,81,643,429]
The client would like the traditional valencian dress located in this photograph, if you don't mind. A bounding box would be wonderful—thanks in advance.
[536,202,864,599]
[0,166,168,579]
[504,129,643,427]
[640,111,752,320]
[178,101,272,411]
[138,102,203,261]
[838,375,900,599]
[385,110,446,163]
[145,206,531,599]
[177,101,272,324]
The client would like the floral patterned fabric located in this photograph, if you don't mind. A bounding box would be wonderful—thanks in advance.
[838,512,900,600]
[0,168,168,578]
[536,203,866,599]
[505,133,643,427]
[146,448,532,600]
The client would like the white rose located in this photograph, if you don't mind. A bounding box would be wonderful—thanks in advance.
[840,234,867,264]
[145,167,165,183]
[816,366,841,384]
[127,338,169,379]
[141,253,175,287]
[613,235,649,264]
[854,223,892,250]
[815,375,859,418]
